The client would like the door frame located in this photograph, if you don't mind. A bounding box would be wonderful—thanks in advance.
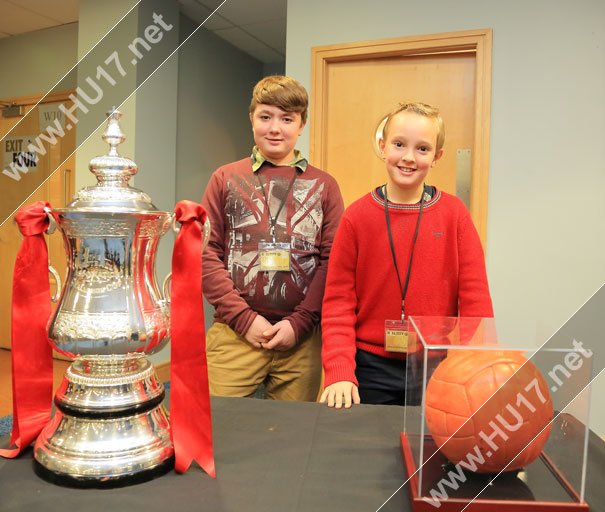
[310,28,492,245]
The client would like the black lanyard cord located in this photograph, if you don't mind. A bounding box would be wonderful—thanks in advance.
[256,170,298,241]
[383,184,426,320]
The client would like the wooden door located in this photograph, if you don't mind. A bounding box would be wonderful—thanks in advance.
[0,92,76,349]
[310,29,492,245]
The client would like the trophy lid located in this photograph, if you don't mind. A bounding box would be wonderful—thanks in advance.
[64,108,161,212]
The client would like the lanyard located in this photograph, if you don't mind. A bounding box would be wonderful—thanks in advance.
[383,184,426,321]
[256,171,298,243]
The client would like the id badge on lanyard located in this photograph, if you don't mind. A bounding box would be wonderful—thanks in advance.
[385,317,418,353]
[385,318,410,353]
[258,241,291,271]
[382,184,426,354]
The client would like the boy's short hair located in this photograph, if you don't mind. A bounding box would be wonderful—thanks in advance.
[382,101,445,152]
[249,75,308,124]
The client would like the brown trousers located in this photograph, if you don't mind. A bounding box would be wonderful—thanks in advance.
[205,322,322,401]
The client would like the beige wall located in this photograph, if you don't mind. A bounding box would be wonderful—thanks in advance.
[0,24,78,99]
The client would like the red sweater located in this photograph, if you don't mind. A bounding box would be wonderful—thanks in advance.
[321,188,493,387]
[201,157,344,342]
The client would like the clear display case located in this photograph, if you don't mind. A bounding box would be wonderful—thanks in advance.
[401,316,591,512]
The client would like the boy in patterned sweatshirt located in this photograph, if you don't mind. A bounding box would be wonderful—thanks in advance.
[201,75,344,400]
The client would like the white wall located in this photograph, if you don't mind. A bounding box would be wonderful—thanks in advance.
[286,0,605,433]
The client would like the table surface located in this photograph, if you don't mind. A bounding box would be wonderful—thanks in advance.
[1,397,604,512]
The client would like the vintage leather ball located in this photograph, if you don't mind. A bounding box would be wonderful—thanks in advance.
[425,350,553,473]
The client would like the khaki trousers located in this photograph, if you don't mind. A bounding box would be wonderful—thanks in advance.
[206,322,322,401]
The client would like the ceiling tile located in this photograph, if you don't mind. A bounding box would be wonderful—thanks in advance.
[240,18,286,53]
[195,0,229,12]
[178,0,233,30]
[245,45,283,64]
[5,0,78,24]
[199,0,286,26]
[0,0,60,35]
[213,26,284,63]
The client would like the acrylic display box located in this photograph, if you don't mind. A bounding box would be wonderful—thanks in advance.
[401,316,591,512]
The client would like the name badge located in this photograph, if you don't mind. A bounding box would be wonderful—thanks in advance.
[385,319,409,353]
[258,242,291,271]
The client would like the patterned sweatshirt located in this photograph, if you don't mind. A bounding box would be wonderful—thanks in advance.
[322,188,493,387]
[201,156,344,343]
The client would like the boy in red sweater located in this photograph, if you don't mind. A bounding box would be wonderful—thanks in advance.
[320,102,493,408]
[202,76,344,400]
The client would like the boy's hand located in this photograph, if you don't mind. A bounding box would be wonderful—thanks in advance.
[244,315,273,348]
[261,320,296,351]
[320,381,360,409]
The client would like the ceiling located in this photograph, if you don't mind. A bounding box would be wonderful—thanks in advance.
[0,0,286,64]
[179,0,286,63]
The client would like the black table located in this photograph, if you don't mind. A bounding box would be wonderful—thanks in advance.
[1,397,604,512]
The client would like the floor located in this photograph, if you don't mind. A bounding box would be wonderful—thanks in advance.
[0,349,70,417]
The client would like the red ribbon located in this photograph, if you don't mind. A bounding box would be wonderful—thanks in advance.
[170,200,215,477]
[0,201,54,458]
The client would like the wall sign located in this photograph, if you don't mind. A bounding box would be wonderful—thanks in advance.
[38,102,66,132]
[3,136,39,173]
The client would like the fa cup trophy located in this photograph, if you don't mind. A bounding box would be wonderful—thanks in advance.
[25,108,211,486]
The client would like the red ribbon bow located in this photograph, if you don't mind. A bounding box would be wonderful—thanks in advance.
[170,200,215,477]
[0,201,54,457]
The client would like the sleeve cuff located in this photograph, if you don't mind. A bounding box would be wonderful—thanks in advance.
[323,362,358,388]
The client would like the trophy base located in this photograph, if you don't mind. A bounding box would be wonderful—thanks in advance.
[33,455,174,489]
[33,354,175,488]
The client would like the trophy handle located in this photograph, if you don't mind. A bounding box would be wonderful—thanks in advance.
[170,213,211,250]
[48,265,61,303]
[43,206,57,235]
[162,213,211,305]
[162,273,172,304]
[202,217,211,250]
[43,207,61,303]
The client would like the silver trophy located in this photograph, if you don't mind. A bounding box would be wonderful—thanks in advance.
[33,109,200,487]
